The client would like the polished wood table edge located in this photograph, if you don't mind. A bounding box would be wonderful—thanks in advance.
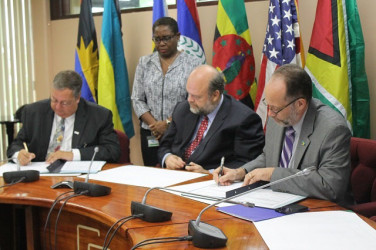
[0,174,233,232]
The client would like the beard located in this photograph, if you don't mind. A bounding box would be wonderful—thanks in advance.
[190,100,218,116]
[274,106,299,127]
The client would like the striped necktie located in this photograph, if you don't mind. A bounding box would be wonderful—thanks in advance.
[280,126,295,168]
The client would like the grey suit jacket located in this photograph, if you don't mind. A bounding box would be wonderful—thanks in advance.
[158,94,265,170]
[7,98,120,162]
[242,99,352,203]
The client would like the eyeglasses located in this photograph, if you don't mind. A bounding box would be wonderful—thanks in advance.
[50,97,75,107]
[152,35,176,44]
[262,97,303,115]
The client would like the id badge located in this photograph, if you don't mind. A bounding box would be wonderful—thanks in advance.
[147,135,159,147]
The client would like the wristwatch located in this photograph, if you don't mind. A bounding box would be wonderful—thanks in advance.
[166,118,171,125]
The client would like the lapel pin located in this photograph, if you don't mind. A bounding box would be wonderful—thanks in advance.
[301,141,305,146]
[74,131,80,135]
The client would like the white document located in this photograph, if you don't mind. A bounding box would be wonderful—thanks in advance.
[0,161,105,175]
[78,165,206,188]
[168,180,305,209]
[254,211,376,250]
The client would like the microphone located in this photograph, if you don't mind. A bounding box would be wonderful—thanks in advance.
[131,186,254,223]
[3,170,40,183]
[73,147,111,197]
[188,166,316,248]
[2,157,40,184]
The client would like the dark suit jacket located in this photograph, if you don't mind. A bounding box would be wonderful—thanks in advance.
[158,94,265,170]
[7,98,120,162]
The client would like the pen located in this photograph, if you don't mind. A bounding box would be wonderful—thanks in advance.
[218,156,225,186]
[23,142,29,152]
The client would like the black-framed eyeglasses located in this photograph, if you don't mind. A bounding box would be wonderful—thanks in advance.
[262,97,303,115]
[152,35,176,44]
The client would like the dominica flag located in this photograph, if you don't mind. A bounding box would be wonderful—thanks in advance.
[152,0,168,50]
[212,0,256,108]
[98,0,134,138]
[75,0,98,103]
[305,0,370,138]
[177,0,206,63]
[255,0,304,127]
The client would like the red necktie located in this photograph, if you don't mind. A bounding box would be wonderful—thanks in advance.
[184,116,209,160]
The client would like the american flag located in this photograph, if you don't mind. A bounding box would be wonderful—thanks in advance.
[255,0,304,127]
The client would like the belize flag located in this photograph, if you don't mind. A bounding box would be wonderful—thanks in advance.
[177,0,205,63]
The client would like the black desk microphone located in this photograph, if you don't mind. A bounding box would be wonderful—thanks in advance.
[2,157,39,184]
[188,166,316,248]
[73,147,111,197]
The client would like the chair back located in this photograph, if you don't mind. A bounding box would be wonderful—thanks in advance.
[115,129,131,164]
[350,137,376,204]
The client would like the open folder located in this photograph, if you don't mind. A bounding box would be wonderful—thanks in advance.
[168,180,306,209]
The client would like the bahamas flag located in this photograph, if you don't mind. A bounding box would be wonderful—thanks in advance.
[305,0,370,138]
[152,0,168,50]
[177,0,206,63]
[98,0,134,138]
[75,0,98,103]
[212,0,256,108]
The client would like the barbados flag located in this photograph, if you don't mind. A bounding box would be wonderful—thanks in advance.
[152,0,168,50]
[305,0,370,138]
[75,0,98,103]
[177,0,205,63]
[212,0,256,108]
[98,0,134,138]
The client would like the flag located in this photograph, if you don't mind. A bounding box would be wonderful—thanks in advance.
[305,0,370,138]
[152,0,168,50]
[212,0,256,108]
[255,0,304,126]
[75,0,98,103]
[98,0,134,138]
[177,0,206,63]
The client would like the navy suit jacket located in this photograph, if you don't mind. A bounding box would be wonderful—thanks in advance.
[158,94,265,170]
[7,98,120,162]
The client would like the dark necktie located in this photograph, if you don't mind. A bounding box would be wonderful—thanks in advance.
[184,116,209,160]
[280,126,295,168]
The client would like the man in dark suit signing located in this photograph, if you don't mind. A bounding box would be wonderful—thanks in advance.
[158,65,264,174]
[213,64,352,204]
[8,70,120,165]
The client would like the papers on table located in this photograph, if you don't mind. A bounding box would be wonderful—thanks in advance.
[78,165,207,188]
[254,211,376,250]
[167,180,305,209]
[0,161,105,176]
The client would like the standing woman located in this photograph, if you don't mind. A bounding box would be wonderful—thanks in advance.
[132,17,202,166]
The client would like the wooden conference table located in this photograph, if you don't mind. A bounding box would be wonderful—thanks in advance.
[0,164,375,249]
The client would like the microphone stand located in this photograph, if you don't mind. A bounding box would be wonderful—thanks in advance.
[73,147,111,197]
[131,186,255,223]
[2,157,40,184]
[188,166,316,248]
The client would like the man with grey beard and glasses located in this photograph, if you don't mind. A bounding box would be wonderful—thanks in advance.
[158,65,264,174]
[213,64,352,205]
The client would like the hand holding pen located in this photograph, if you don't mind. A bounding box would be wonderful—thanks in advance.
[217,156,225,185]
[17,142,35,166]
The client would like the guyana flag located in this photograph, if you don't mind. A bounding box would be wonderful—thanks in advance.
[212,0,256,108]
[305,0,370,138]
[98,0,134,138]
